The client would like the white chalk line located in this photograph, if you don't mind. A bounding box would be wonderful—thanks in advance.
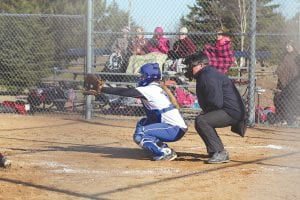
[188,144,296,151]
[23,144,297,176]
[30,160,299,176]
[30,160,182,176]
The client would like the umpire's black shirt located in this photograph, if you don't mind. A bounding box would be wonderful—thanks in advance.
[195,65,244,121]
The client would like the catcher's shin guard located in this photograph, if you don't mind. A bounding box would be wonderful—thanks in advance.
[133,133,143,146]
[134,134,164,158]
[133,119,169,158]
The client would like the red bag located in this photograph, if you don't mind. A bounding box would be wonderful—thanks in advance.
[175,87,196,107]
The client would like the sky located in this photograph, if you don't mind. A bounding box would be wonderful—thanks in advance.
[106,0,195,32]
[273,0,300,18]
[106,0,300,33]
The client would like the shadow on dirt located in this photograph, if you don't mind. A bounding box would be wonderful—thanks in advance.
[45,145,217,161]
[46,145,149,160]
[0,177,106,200]
[175,151,210,162]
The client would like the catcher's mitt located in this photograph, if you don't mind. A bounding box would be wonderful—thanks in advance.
[83,74,105,96]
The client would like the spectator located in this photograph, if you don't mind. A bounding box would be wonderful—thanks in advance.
[111,26,130,55]
[105,26,131,73]
[183,52,246,164]
[128,27,148,56]
[274,53,300,125]
[168,27,197,59]
[146,26,170,54]
[203,28,235,74]
[275,41,299,91]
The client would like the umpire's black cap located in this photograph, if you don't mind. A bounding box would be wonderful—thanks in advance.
[183,51,209,68]
[183,51,209,80]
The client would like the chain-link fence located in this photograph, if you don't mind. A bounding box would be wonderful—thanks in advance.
[0,0,299,128]
[0,13,85,115]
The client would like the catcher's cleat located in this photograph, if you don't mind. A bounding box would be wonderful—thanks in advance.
[153,148,177,161]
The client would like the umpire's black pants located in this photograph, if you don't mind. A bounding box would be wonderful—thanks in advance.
[195,109,239,154]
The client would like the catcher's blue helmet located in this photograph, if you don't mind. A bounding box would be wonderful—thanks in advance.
[138,63,161,86]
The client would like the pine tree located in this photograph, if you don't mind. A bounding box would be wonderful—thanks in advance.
[0,0,134,93]
[181,0,286,63]
[0,15,55,93]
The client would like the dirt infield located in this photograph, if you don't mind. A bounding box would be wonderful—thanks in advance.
[0,114,299,200]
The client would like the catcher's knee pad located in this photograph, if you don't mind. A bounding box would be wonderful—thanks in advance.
[136,118,147,128]
[134,121,145,136]
[133,134,158,148]
[133,122,146,146]
[133,134,143,146]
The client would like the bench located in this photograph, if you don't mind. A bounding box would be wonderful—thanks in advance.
[49,50,272,104]
[53,69,139,82]
[64,48,111,60]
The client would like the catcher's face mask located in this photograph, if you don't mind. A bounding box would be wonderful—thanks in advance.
[138,63,161,87]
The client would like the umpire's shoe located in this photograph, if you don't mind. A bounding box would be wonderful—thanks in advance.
[207,151,229,164]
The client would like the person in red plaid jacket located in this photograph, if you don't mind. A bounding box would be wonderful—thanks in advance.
[203,29,235,74]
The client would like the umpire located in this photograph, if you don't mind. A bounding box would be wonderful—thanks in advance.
[184,52,246,164]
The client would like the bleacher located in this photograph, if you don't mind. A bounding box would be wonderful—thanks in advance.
[39,49,272,115]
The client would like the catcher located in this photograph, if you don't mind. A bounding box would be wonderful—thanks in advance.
[83,63,188,161]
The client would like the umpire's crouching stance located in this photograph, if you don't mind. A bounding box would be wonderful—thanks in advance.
[184,53,247,164]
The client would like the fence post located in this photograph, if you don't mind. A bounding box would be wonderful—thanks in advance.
[248,0,257,127]
[298,13,300,49]
[85,0,94,120]
[128,0,132,29]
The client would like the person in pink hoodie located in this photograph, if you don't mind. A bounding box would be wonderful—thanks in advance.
[146,26,170,54]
